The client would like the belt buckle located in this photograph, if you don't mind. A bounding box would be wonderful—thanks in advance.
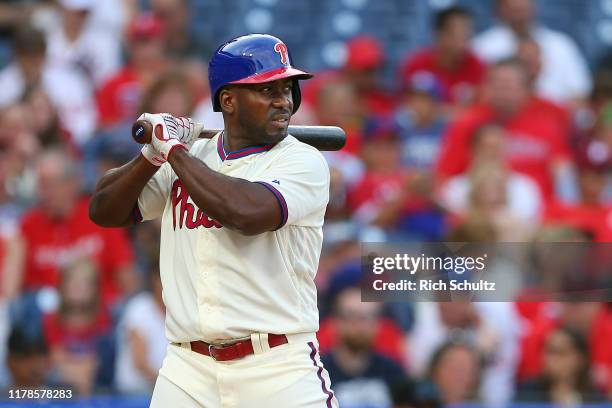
[208,341,232,361]
[208,344,218,361]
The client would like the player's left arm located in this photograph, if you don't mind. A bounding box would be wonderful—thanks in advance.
[167,148,282,235]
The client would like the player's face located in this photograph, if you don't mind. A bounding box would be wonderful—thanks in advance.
[234,78,294,143]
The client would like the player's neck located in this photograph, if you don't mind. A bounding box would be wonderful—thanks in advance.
[222,128,271,152]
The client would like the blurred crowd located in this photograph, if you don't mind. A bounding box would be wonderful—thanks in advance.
[0,0,611,407]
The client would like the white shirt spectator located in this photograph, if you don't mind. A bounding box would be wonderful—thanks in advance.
[439,171,542,222]
[0,62,97,146]
[115,292,167,394]
[44,18,121,88]
[473,25,592,103]
[90,0,129,35]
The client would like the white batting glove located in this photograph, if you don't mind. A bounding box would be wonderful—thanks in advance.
[174,115,204,149]
[138,113,204,161]
[140,144,166,166]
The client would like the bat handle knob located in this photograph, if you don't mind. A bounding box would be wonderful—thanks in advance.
[132,120,153,144]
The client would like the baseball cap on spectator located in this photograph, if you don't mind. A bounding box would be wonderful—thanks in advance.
[58,0,95,10]
[128,12,165,41]
[403,70,443,100]
[363,117,401,142]
[345,35,384,70]
[97,131,141,165]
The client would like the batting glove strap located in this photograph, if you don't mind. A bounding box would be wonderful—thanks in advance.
[140,144,166,166]
[158,138,188,161]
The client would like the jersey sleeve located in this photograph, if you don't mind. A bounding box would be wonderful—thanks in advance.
[254,145,330,228]
[135,163,172,222]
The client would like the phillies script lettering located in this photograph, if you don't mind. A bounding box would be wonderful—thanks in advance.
[171,180,223,230]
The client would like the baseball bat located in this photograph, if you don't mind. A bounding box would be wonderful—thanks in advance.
[132,120,346,151]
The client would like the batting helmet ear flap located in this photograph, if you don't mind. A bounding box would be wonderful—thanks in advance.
[209,34,313,113]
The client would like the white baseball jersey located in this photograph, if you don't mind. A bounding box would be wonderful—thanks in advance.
[135,133,330,343]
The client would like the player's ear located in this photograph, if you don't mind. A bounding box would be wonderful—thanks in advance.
[219,89,236,115]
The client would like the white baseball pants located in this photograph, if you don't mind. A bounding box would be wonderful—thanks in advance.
[149,333,339,408]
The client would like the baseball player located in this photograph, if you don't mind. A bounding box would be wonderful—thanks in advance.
[89,34,339,407]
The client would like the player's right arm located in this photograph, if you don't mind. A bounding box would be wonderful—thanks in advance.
[88,154,159,227]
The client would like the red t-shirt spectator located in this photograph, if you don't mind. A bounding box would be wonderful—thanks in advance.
[400,48,486,104]
[544,201,612,242]
[348,171,431,217]
[43,310,111,354]
[20,198,133,304]
[435,99,572,200]
[96,66,141,127]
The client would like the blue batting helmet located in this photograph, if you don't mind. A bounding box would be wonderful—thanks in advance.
[208,34,313,114]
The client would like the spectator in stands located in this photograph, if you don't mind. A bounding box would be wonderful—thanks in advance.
[191,58,225,130]
[436,58,577,203]
[0,104,40,205]
[515,35,541,90]
[43,258,111,395]
[409,301,521,406]
[472,0,591,106]
[400,6,485,107]
[0,135,29,301]
[22,87,70,150]
[544,101,612,241]
[151,0,211,60]
[115,265,167,394]
[96,12,170,128]
[302,35,395,125]
[516,327,606,404]
[324,166,353,222]
[348,126,445,241]
[321,286,405,408]
[342,36,396,117]
[0,3,38,40]
[314,79,364,154]
[4,149,138,305]
[182,58,213,107]
[462,160,536,241]
[318,264,406,360]
[519,302,612,397]
[395,71,447,171]
[514,36,574,129]
[0,26,46,107]
[0,26,96,146]
[315,237,362,302]
[5,325,51,390]
[426,340,482,406]
[45,0,121,88]
[139,69,195,118]
[439,124,542,238]
[131,219,163,277]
